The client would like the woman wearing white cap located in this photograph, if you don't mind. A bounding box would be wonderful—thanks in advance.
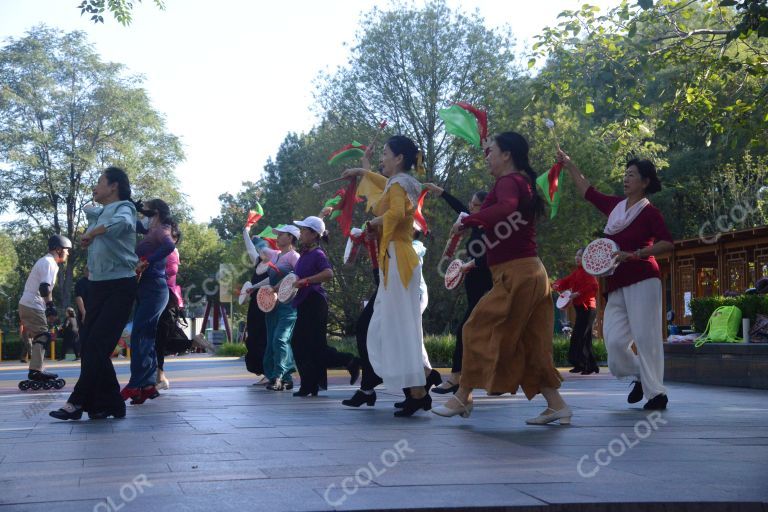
[290,216,360,397]
[253,224,300,391]
[342,135,433,417]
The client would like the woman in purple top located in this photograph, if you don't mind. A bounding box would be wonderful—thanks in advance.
[290,216,360,397]
[558,149,674,410]
[121,199,176,405]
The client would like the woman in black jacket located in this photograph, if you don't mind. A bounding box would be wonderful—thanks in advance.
[424,183,492,394]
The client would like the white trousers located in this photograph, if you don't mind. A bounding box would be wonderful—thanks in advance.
[367,243,427,389]
[603,278,667,400]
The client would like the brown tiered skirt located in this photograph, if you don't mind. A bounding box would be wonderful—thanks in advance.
[460,257,563,399]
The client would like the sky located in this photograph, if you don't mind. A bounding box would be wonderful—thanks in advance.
[0,0,618,224]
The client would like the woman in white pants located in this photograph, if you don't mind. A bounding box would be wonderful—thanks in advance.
[558,150,674,410]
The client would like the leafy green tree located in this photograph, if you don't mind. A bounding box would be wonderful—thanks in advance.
[317,0,519,184]
[0,26,186,306]
[77,0,165,25]
[176,221,226,308]
[210,182,263,241]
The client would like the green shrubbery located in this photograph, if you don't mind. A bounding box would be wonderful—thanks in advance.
[215,342,249,357]
[329,333,607,368]
[690,295,768,334]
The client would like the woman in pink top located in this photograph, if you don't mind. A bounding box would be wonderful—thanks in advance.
[557,150,674,410]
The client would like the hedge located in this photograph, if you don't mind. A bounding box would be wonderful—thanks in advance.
[216,342,249,357]
[328,333,606,368]
[689,295,768,334]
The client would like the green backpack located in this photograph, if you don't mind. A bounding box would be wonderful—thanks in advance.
[695,306,743,347]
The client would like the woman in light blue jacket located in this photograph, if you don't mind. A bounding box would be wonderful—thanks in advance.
[51,167,140,421]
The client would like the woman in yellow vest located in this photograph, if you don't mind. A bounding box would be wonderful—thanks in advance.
[342,136,433,417]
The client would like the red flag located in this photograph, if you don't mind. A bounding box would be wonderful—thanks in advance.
[547,162,563,201]
[335,178,362,237]
[413,188,430,234]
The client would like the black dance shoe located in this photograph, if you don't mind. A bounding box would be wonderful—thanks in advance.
[643,394,668,410]
[394,389,410,408]
[569,367,584,373]
[347,358,361,386]
[49,407,83,421]
[342,390,376,407]
[425,369,442,391]
[293,388,318,397]
[393,394,432,417]
[628,381,644,404]
[431,381,459,395]
[88,404,126,419]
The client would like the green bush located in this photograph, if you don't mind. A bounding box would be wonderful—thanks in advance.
[0,331,68,361]
[216,342,248,357]
[330,333,606,368]
[690,295,768,334]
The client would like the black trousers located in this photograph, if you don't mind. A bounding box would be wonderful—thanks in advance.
[452,268,493,373]
[568,304,598,371]
[291,292,354,393]
[244,296,268,375]
[356,290,382,391]
[68,277,137,413]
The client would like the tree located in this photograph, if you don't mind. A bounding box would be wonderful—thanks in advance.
[317,0,519,185]
[0,26,186,307]
[210,181,263,241]
[175,221,226,308]
[77,0,165,25]
[0,231,19,327]
[531,1,768,147]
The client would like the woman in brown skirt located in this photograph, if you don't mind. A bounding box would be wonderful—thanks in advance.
[432,131,571,425]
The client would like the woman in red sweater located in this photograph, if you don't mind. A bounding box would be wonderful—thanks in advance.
[431,132,570,425]
[553,248,599,375]
[557,150,673,410]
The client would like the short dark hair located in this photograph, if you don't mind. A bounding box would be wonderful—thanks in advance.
[627,158,662,195]
[103,166,132,200]
[473,191,488,203]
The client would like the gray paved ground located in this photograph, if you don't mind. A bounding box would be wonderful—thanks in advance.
[0,359,767,511]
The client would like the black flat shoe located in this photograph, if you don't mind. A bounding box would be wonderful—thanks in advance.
[643,394,668,410]
[347,358,361,386]
[88,406,126,419]
[394,394,432,417]
[293,389,318,397]
[342,390,376,407]
[431,381,459,394]
[569,367,584,373]
[49,407,83,421]
[628,381,644,404]
[581,368,599,375]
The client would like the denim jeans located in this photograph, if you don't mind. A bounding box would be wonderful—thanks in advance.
[263,303,297,382]
[127,277,168,388]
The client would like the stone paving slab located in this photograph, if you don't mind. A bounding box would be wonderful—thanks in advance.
[0,366,767,511]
